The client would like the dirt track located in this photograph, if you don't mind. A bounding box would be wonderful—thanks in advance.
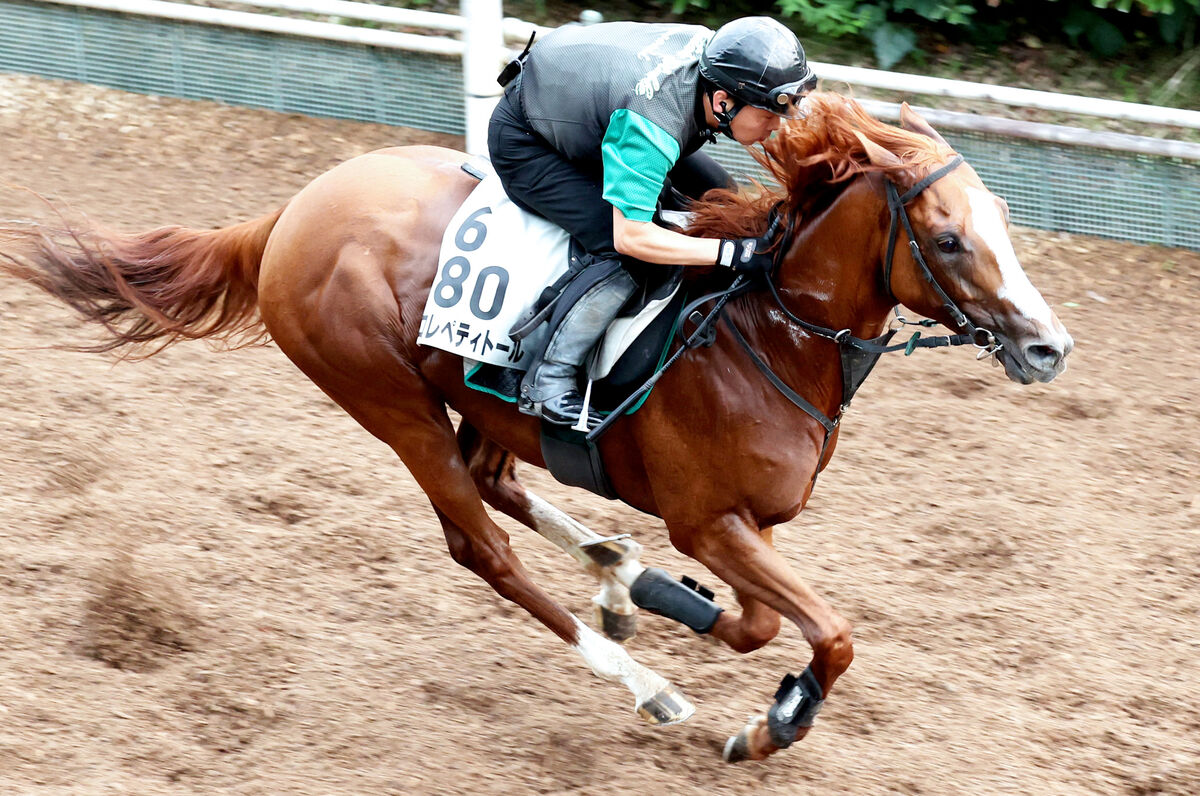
[1,73,1198,795]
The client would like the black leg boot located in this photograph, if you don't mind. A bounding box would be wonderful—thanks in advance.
[520,267,638,429]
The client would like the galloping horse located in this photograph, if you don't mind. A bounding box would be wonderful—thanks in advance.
[0,93,1072,762]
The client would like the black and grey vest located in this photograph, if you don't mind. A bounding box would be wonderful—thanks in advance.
[518,21,715,165]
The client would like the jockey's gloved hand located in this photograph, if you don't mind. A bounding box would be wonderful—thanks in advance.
[717,235,775,275]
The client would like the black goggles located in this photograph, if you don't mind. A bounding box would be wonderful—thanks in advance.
[766,75,819,116]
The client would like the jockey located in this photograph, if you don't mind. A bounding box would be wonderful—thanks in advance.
[488,16,816,428]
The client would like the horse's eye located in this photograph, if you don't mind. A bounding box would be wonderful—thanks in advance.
[936,236,960,254]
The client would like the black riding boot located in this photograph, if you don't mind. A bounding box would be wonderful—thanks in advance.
[520,267,638,429]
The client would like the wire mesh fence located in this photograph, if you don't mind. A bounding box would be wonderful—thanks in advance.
[0,0,1195,250]
[0,0,464,132]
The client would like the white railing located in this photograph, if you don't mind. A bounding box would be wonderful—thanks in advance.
[813,62,1200,131]
[35,0,551,52]
[858,100,1200,161]
[22,0,1200,161]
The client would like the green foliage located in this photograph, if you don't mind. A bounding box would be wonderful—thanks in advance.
[892,0,976,24]
[1158,7,1191,41]
[775,0,878,37]
[772,0,1198,68]
[669,0,709,15]
[870,22,919,68]
[1091,0,1200,12]
[1062,6,1126,55]
[775,0,978,67]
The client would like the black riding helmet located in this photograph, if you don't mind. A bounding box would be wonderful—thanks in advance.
[699,17,816,137]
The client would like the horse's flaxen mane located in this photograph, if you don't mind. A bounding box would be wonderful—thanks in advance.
[686,92,954,241]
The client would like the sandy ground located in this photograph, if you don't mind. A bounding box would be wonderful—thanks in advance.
[0,73,1198,795]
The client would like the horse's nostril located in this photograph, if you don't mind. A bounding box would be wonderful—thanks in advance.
[1026,343,1061,369]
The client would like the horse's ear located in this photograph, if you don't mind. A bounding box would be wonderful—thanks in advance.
[853,131,904,169]
[900,102,950,148]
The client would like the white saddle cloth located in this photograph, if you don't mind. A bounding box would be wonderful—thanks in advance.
[418,160,683,380]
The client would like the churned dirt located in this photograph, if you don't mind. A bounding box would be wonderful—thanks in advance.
[1,73,1198,795]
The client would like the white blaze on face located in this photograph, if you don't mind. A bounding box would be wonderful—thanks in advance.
[964,187,1056,328]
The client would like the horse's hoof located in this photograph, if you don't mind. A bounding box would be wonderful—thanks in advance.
[636,684,695,726]
[723,731,752,764]
[722,715,767,763]
[595,604,637,643]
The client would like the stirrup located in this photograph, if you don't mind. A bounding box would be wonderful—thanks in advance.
[539,388,604,430]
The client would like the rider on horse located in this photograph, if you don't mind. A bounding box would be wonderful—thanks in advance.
[487,16,817,428]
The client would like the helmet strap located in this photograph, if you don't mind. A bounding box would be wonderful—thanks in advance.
[713,98,742,141]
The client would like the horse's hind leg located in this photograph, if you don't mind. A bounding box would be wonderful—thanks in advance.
[457,422,642,640]
[327,393,693,725]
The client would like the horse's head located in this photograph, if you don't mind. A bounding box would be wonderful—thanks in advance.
[854,105,1073,384]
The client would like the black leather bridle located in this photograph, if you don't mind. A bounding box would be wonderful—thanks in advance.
[762,154,998,358]
[881,155,1000,353]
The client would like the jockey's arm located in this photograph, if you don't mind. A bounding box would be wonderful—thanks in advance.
[602,112,725,266]
[611,207,722,266]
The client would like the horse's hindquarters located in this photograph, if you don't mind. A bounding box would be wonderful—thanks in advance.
[256,147,476,401]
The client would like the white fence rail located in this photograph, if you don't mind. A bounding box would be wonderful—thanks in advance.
[37,0,549,51]
[39,0,463,53]
[813,62,1200,131]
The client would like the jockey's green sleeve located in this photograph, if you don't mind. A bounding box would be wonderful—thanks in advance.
[601,109,682,223]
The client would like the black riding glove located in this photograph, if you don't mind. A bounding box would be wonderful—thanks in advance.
[716,235,774,275]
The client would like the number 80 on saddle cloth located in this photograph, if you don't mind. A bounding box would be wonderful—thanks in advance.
[418,165,569,371]
[418,163,682,379]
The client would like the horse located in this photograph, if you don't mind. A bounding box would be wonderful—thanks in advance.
[0,92,1072,763]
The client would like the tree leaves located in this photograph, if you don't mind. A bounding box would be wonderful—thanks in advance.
[773,0,1197,64]
[871,22,920,68]
[1063,6,1128,54]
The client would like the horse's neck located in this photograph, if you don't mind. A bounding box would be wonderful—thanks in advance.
[724,177,894,411]
[779,176,894,334]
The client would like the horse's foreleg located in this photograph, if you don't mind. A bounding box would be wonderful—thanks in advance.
[707,530,783,654]
[709,588,783,654]
[678,519,852,763]
[458,426,731,644]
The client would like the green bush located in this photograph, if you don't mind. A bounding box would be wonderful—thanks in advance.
[773,0,1199,68]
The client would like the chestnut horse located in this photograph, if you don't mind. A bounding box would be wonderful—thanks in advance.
[0,94,1071,762]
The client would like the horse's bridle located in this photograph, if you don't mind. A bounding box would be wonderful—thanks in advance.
[760,153,1001,362]
[584,155,1000,444]
[881,155,1001,357]
[712,156,1004,465]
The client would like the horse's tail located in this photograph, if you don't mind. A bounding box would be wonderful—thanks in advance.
[0,205,285,355]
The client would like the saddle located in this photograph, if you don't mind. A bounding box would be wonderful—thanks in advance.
[466,254,684,411]
[428,158,700,500]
